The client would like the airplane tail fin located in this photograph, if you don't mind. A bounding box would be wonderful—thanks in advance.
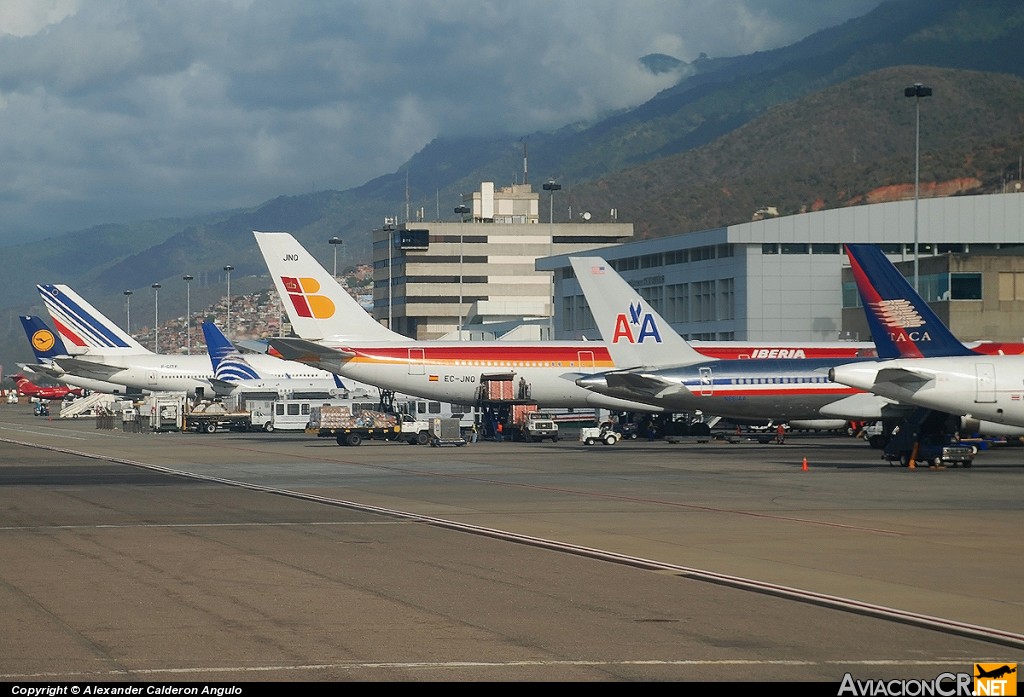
[568,256,706,369]
[844,244,974,358]
[19,315,72,362]
[37,284,151,355]
[200,321,262,382]
[253,231,404,343]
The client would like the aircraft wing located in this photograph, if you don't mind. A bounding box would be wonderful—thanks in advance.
[18,362,65,379]
[209,378,240,396]
[605,371,685,400]
[267,338,356,374]
[873,366,935,391]
[235,339,274,355]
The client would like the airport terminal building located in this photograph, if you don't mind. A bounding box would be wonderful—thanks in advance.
[539,191,1024,344]
[372,186,1024,345]
[372,181,633,339]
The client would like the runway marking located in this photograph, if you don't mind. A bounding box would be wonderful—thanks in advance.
[0,657,1001,680]
[0,521,404,531]
[5,435,1024,651]
[0,425,91,440]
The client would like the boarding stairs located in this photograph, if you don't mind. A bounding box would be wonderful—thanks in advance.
[59,392,118,418]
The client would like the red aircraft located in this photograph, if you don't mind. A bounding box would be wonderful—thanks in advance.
[10,373,83,400]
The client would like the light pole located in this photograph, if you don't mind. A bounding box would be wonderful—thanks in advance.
[123,290,133,335]
[182,274,193,354]
[542,180,561,339]
[454,204,470,338]
[329,236,343,278]
[151,283,161,351]
[904,82,932,292]
[384,221,395,329]
[223,265,233,335]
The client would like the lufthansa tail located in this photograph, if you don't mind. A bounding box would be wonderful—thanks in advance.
[20,315,72,363]
[844,244,974,359]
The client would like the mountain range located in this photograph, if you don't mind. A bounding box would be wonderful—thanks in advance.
[4,0,1024,369]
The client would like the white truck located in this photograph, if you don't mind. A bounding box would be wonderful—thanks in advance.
[399,413,433,445]
[519,410,559,442]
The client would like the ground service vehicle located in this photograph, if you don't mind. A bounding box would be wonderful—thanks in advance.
[399,413,433,445]
[518,409,559,442]
[315,405,401,446]
[429,418,467,447]
[883,431,974,468]
[580,426,620,446]
[182,401,253,434]
[878,407,975,468]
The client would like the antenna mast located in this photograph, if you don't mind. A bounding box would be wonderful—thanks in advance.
[522,140,528,185]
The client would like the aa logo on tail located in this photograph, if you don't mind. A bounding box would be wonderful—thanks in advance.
[611,301,662,344]
[31,329,56,352]
[281,276,335,319]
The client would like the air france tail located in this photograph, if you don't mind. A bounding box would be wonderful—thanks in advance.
[253,231,404,343]
[201,321,261,382]
[844,244,974,359]
[568,256,704,370]
[37,284,151,355]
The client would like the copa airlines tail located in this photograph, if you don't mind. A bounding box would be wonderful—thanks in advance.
[37,284,151,355]
[253,231,403,343]
[843,244,974,359]
[568,256,705,370]
[201,321,262,382]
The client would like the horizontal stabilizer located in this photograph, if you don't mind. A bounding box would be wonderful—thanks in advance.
[874,365,934,388]
[54,357,125,380]
[267,338,356,377]
[605,371,685,399]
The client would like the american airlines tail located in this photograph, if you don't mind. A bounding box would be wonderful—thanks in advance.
[843,244,974,359]
[253,231,404,343]
[201,321,262,382]
[568,256,705,370]
[37,284,151,355]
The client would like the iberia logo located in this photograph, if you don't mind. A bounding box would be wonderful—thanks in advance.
[31,329,56,352]
[611,301,662,344]
[975,663,1017,696]
[280,276,335,319]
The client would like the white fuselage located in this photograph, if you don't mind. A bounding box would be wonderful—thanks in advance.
[299,341,668,412]
[829,357,1024,428]
[58,352,343,397]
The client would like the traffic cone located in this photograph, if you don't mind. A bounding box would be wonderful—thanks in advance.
[801,457,808,471]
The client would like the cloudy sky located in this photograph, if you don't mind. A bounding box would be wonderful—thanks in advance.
[0,0,882,240]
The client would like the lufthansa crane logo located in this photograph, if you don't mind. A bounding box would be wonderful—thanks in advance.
[280,276,335,319]
[611,301,663,344]
[31,329,56,352]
